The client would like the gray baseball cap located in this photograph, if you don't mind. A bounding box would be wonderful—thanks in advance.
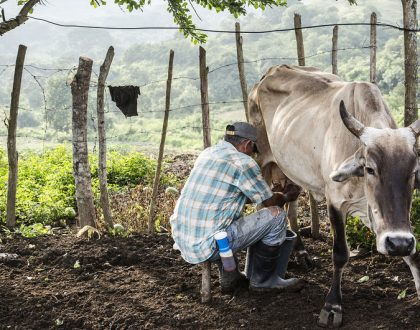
[225,122,257,142]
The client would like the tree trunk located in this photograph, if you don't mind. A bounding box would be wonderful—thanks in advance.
[0,0,41,35]
[148,50,175,234]
[6,44,27,228]
[97,46,114,230]
[71,56,96,228]
[402,0,418,126]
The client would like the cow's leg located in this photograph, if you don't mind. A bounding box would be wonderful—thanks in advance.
[287,200,313,270]
[318,204,349,328]
[403,252,420,299]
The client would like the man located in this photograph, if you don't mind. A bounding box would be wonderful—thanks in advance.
[170,122,303,293]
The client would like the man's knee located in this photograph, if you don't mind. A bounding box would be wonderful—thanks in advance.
[268,206,282,217]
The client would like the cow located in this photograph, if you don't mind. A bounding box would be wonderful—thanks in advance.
[247,64,420,328]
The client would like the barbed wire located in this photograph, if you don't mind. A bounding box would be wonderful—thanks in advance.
[27,16,420,33]
[0,19,410,150]
[0,44,372,90]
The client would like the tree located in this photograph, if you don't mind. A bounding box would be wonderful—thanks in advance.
[0,0,41,35]
[1,0,357,43]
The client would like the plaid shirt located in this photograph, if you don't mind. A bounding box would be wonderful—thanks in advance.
[170,140,273,264]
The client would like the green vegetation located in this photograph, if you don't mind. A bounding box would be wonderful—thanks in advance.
[0,146,180,227]
[346,198,420,251]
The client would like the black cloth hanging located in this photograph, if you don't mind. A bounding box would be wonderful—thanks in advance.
[108,85,141,117]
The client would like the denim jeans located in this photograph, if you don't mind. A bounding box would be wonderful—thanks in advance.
[208,207,288,262]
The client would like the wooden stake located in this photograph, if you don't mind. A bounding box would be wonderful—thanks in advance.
[294,13,319,238]
[332,25,338,75]
[71,56,96,228]
[370,13,377,84]
[148,50,175,234]
[97,46,115,230]
[199,46,211,149]
[402,0,418,126]
[235,22,248,119]
[201,261,212,303]
[294,13,305,66]
[6,44,26,228]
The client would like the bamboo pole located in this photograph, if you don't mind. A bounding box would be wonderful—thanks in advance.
[370,13,377,84]
[294,13,305,66]
[71,56,96,228]
[6,44,27,228]
[97,46,115,230]
[148,50,175,234]
[235,22,248,120]
[332,25,338,75]
[199,46,211,149]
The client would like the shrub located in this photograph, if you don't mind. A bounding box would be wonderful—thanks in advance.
[346,216,376,250]
[0,146,179,227]
[346,192,420,251]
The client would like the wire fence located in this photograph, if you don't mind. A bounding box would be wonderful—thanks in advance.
[0,19,412,152]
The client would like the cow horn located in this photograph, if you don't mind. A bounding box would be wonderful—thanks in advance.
[339,100,365,138]
[408,119,420,137]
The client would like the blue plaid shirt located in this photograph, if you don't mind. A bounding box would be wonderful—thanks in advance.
[170,140,273,264]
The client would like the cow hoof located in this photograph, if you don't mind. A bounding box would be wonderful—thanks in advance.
[318,306,343,328]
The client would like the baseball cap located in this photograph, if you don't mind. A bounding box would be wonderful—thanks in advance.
[225,122,257,142]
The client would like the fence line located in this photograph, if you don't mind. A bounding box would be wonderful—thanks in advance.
[0,18,412,152]
[26,16,420,33]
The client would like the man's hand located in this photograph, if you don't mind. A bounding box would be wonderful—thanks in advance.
[262,183,302,208]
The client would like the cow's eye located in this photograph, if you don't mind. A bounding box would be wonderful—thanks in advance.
[366,167,375,175]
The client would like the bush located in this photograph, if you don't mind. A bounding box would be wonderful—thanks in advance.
[0,146,179,226]
[346,192,420,251]
[346,216,376,250]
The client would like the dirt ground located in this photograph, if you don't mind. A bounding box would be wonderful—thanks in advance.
[1,154,419,329]
[0,227,419,330]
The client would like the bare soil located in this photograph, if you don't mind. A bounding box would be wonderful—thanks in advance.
[0,228,419,330]
[0,154,419,329]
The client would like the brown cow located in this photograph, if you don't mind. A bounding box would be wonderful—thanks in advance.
[248,64,420,327]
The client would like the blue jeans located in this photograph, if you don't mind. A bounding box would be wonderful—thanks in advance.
[208,207,288,262]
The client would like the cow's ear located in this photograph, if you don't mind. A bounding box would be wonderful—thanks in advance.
[330,149,364,182]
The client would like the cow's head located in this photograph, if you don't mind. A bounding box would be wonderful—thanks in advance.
[330,100,420,256]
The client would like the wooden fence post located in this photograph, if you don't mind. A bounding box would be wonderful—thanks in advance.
[199,46,211,149]
[370,12,377,84]
[6,44,26,228]
[294,13,319,239]
[294,13,305,66]
[401,0,418,125]
[235,22,248,119]
[97,46,115,230]
[148,50,175,234]
[332,25,338,75]
[71,56,96,228]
